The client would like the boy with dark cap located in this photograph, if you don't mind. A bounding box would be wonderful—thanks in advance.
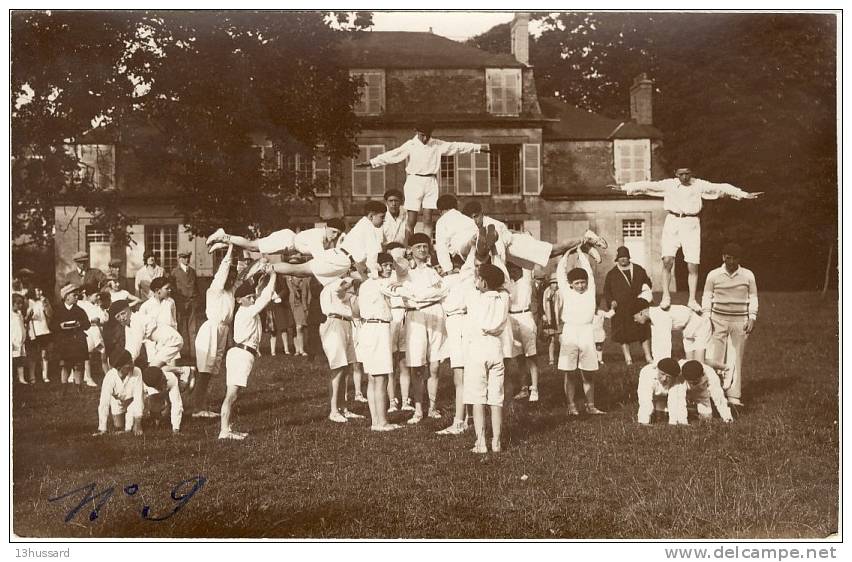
[355,120,487,238]
[555,248,605,416]
[462,262,511,453]
[354,252,404,431]
[219,271,277,440]
[141,365,197,433]
[636,357,684,425]
[93,349,144,436]
[672,360,733,424]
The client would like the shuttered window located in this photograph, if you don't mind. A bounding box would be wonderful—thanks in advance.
[614,139,651,184]
[486,68,522,116]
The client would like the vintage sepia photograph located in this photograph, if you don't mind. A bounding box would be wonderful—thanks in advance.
[8,6,840,544]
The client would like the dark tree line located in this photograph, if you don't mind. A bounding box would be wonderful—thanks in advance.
[471,12,837,290]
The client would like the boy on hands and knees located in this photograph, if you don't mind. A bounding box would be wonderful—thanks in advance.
[219,271,277,440]
[676,360,734,424]
[636,358,684,425]
[463,263,510,453]
[94,349,144,436]
[356,120,487,239]
[556,248,605,416]
[354,252,404,431]
[140,365,196,434]
[320,276,364,423]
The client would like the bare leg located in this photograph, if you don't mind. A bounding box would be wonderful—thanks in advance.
[387,368,398,407]
[660,256,675,308]
[399,357,411,405]
[294,325,305,354]
[411,366,425,417]
[563,370,581,412]
[370,375,391,427]
[60,364,69,384]
[41,351,50,382]
[218,385,240,436]
[420,209,434,238]
[329,367,345,416]
[686,262,700,310]
[281,330,292,354]
[528,357,540,393]
[471,404,487,453]
[621,343,633,365]
[490,406,503,452]
[581,371,595,408]
[353,362,365,399]
[548,336,558,365]
[268,332,277,356]
[452,367,465,422]
[27,359,37,384]
[366,375,377,425]
[426,360,440,415]
[405,210,419,242]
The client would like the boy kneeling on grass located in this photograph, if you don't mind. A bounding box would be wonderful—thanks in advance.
[93,349,144,436]
[219,270,277,441]
[140,365,197,433]
[463,263,510,454]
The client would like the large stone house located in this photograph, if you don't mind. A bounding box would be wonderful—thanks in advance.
[53,13,669,291]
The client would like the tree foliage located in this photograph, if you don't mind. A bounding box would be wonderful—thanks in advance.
[470,12,837,289]
[11,10,372,247]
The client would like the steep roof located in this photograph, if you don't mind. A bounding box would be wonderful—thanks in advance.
[539,97,663,141]
[336,31,523,69]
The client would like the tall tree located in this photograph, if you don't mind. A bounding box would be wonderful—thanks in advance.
[11,10,372,247]
[470,12,837,290]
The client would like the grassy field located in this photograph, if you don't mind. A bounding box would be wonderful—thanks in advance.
[12,292,839,539]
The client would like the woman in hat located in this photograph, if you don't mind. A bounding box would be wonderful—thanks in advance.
[134,251,164,300]
[191,244,238,418]
[51,283,91,388]
[263,271,294,356]
[603,246,653,366]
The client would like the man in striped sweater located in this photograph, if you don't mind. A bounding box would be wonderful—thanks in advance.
[701,242,758,408]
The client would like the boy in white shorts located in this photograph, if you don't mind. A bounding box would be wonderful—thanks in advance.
[610,168,761,311]
[384,242,411,413]
[556,248,605,416]
[463,263,510,453]
[141,365,197,433]
[435,254,469,435]
[356,121,486,238]
[397,233,446,424]
[218,271,276,440]
[320,276,365,423]
[354,252,403,431]
[506,262,541,403]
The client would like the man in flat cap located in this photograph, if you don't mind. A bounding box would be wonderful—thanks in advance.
[701,242,758,408]
[63,250,106,300]
[171,249,200,360]
[609,168,762,312]
[355,120,488,239]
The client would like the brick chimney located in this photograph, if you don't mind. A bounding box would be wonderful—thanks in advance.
[510,13,530,66]
[630,73,653,125]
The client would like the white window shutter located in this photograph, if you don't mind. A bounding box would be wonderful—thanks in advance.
[457,153,474,195]
[473,152,490,195]
[522,143,541,195]
[313,147,331,197]
[368,145,386,196]
[485,70,494,114]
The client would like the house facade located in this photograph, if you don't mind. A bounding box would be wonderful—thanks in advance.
[53,13,671,291]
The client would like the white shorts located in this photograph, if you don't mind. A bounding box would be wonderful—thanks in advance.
[661,215,701,264]
[257,229,296,255]
[558,327,598,371]
[683,314,712,354]
[355,321,393,375]
[320,317,356,370]
[463,338,505,406]
[506,232,553,269]
[149,327,183,367]
[405,304,445,367]
[403,174,439,212]
[309,249,353,286]
[390,308,406,354]
[510,311,537,358]
[443,313,467,369]
[225,347,255,388]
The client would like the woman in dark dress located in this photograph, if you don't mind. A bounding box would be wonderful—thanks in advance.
[51,283,91,388]
[602,246,653,365]
[263,274,294,355]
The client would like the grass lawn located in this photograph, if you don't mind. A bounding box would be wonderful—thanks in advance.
[12,292,839,539]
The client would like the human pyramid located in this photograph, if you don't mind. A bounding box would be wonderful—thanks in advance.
[83,120,762,453]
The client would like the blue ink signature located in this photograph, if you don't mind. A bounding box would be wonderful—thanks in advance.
[47,476,206,523]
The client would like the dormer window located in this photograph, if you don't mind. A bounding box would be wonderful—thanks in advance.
[351,70,385,116]
[486,68,522,116]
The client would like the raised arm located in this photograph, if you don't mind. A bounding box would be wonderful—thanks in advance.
[367,142,412,168]
[696,179,762,201]
[612,179,671,197]
[437,139,482,157]
[248,273,277,315]
[556,252,570,298]
[575,250,596,293]
[210,244,234,291]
